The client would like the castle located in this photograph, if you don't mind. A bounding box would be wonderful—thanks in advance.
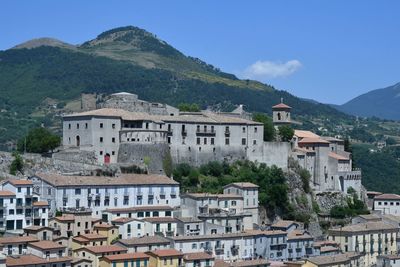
[62,92,361,194]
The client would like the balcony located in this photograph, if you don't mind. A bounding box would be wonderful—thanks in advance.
[225,129,230,136]
[16,202,24,209]
[215,245,224,255]
[196,129,216,137]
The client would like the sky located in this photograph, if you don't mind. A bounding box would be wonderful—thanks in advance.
[1,1,399,105]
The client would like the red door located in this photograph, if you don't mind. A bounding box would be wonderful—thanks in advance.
[104,153,110,164]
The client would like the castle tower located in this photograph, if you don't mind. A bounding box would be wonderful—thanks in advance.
[272,99,291,125]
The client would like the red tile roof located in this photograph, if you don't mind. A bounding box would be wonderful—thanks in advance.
[33,201,49,207]
[102,252,149,262]
[184,252,214,261]
[6,254,72,266]
[147,249,183,257]
[80,245,127,254]
[28,240,65,250]
[298,137,330,144]
[7,179,33,186]
[272,103,291,109]
[0,190,15,197]
[374,193,400,200]
[0,236,38,244]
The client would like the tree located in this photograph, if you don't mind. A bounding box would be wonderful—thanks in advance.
[344,138,352,153]
[9,152,24,175]
[278,125,294,142]
[162,153,173,177]
[178,103,200,112]
[252,113,275,141]
[17,128,60,153]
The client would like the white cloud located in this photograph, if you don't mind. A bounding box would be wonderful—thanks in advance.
[241,60,302,79]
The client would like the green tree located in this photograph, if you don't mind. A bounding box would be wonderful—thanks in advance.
[178,103,200,112]
[9,152,24,175]
[278,125,294,142]
[252,113,275,141]
[17,127,60,153]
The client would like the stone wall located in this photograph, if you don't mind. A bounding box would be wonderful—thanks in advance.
[118,143,170,174]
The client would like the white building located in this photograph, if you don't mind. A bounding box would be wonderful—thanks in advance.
[0,180,49,233]
[374,194,400,215]
[29,173,180,218]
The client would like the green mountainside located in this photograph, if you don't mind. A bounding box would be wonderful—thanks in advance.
[0,26,349,145]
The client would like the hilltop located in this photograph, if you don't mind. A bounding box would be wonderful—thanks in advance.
[334,82,400,120]
[0,26,350,147]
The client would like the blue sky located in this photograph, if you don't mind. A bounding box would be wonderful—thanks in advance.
[1,1,399,104]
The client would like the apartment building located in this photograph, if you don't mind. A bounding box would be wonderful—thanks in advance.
[143,217,179,237]
[183,252,214,267]
[115,236,171,253]
[99,252,150,267]
[180,193,252,234]
[73,245,127,267]
[374,194,400,215]
[146,249,184,267]
[251,230,288,261]
[103,205,174,223]
[0,180,49,233]
[23,225,54,241]
[30,172,180,218]
[0,236,38,256]
[328,221,398,266]
[27,240,67,259]
[111,217,145,239]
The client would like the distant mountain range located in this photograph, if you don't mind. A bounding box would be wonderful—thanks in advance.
[0,25,349,145]
[333,83,400,121]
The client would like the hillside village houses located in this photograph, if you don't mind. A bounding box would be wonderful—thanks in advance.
[2,93,398,267]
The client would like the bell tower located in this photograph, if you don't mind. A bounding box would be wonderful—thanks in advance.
[272,98,291,125]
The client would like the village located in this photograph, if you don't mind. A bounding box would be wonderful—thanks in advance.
[0,93,398,267]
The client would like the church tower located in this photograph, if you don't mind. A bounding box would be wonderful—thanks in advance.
[272,99,291,125]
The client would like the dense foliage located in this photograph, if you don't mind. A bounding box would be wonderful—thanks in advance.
[173,160,304,220]
[252,113,275,141]
[178,103,201,112]
[278,125,295,142]
[9,152,23,175]
[330,188,369,218]
[352,144,400,194]
[17,127,60,153]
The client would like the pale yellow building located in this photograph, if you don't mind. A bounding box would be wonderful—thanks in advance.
[74,245,127,267]
[71,233,108,251]
[99,252,150,267]
[328,221,398,266]
[93,222,119,244]
[146,249,184,267]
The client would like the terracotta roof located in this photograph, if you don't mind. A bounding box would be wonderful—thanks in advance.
[184,252,214,261]
[93,222,117,229]
[54,214,75,222]
[313,240,339,248]
[73,233,107,242]
[216,259,270,267]
[272,103,291,109]
[35,173,179,187]
[374,193,400,200]
[320,246,340,253]
[6,179,33,186]
[33,201,49,207]
[112,217,141,224]
[0,190,15,197]
[143,217,178,223]
[79,245,127,254]
[6,254,72,266]
[102,252,149,262]
[329,221,398,234]
[328,152,349,161]
[117,235,170,246]
[224,182,259,189]
[287,230,313,241]
[294,130,320,139]
[23,225,53,232]
[271,220,299,229]
[367,191,382,196]
[298,137,330,145]
[321,136,344,143]
[147,249,183,257]
[65,108,261,125]
[306,252,362,266]
[0,236,38,244]
[28,240,65,250]
[105,205,173,213]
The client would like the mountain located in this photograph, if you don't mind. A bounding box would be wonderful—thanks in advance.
[335,82,400,120]
[0,26,350,146]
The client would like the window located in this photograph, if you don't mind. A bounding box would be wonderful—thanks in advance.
[100,137,103,142]
[197,138,200,145]
[100,151,103,155]
[48,188,52,195]
[17,187,21,193]
[242,127,246,133]
[242,138,246,145]
[114,198,118,206]
[100,123,103,128]
[112,137,115,143]
[112,123,116,129]
[204,138,207,145]
[75,189,81,195]
[254,127,257,133]
[211,138,215,145]
[85,123,88,129]
[68,124,71,129]
[253,140,257,145]
[225,138,230,145]
[112,151,115,156]
[77,123,79,129]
